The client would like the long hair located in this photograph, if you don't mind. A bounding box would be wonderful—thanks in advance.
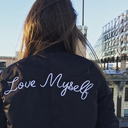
[19,0,96,59]
[19,0,81,59]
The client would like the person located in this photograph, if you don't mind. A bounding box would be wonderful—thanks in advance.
[0,0,119,128]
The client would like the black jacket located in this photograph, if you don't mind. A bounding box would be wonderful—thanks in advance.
[0,51,119,128]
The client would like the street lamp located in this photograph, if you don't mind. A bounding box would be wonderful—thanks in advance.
[82,0,84,34]
[82,0,84,26]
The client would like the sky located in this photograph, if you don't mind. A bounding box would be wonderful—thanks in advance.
[0,0,128,57]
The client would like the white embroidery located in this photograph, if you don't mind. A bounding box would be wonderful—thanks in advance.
[4,77,36,95]
[40,73,94,100]
[4,76,19,95]
[4,73,94,100]
[40,73,62,88]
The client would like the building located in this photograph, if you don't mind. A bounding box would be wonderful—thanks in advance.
[94,10,128,128]
[0,56,17,73]
[76,25,88,57]
[77,25,88,36]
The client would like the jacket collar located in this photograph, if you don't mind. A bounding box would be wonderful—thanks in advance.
[42,43,66,53]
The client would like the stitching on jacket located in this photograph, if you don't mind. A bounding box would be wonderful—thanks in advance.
[4,73,94,100]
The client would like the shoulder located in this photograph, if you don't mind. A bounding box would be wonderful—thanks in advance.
[49,52,102,78]
[0,54,46,80]
[50,52,94,67]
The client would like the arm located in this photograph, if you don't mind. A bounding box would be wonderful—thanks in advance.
[96,79,119,128]
[0,96,7,128]
[0,73,7,128]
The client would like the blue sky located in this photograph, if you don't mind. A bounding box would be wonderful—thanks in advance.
[0,0,128,57]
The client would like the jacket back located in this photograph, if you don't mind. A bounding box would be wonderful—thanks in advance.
[0,52,119,128]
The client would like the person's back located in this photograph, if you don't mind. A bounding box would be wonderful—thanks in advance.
[0,51,118,128]
[0,0,119,128]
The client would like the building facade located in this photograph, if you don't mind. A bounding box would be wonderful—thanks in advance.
[94,10,128,128]
[0,56,17,73]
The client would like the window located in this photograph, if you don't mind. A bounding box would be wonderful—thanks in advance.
[0,62,6,70]
[121,40,123,45]
[124,109,128,117]
[125,88,128,101]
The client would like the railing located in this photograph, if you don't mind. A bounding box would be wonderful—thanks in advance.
[104,70,128,82]
[119,117,128,127]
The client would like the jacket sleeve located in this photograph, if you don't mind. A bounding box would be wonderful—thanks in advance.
[96,78,119,128]
[0,97,7,128]
[0,73,7,128]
